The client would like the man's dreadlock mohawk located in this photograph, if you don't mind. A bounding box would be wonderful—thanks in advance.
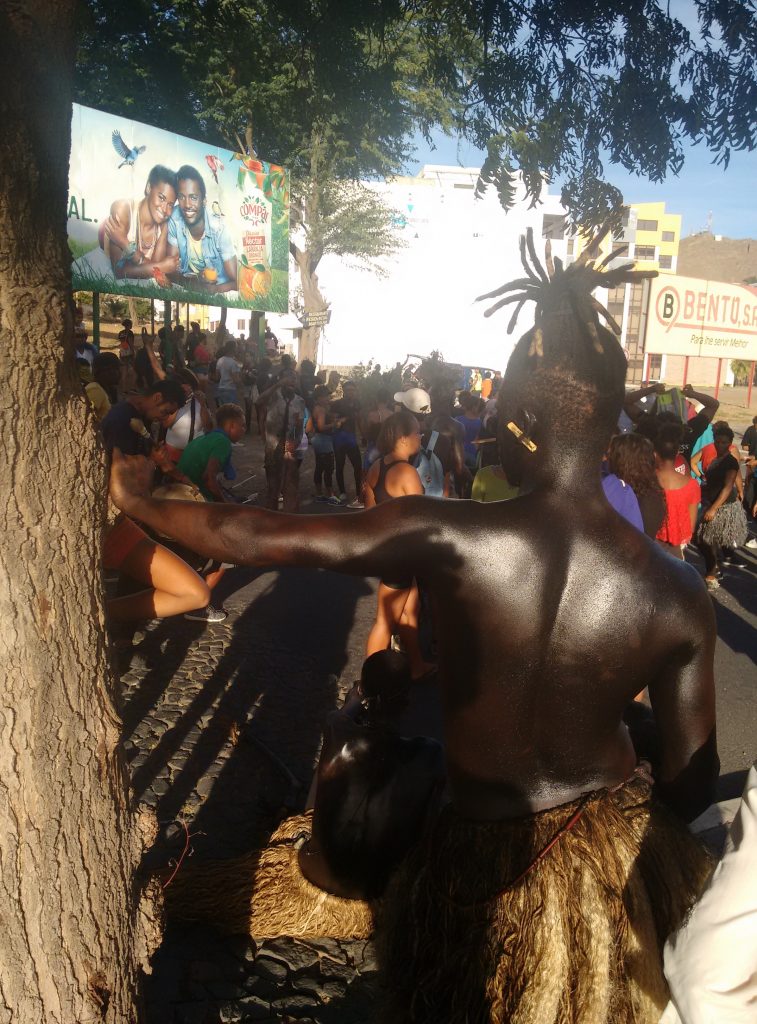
[476,222,658,362]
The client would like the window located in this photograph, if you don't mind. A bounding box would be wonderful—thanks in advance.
[542,214,565,239]
[453,183,475,189]
[610,242,629,258]
[636,219,658,232]
[634,245,656,260]
[607,283,626,325]
[567,238,575,255]
[661,230,675,242]
[658,255,673,270]
[237,318,247,330]
[648,354,663,376]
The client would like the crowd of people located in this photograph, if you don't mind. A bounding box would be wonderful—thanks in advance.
[75,227,756,1023]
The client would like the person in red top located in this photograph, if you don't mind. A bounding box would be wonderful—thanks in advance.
[654,423,701,559]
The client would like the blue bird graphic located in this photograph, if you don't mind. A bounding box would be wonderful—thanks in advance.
[112,129,146,169]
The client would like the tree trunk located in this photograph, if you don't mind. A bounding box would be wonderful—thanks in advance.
[293,247,326,365]
[0,6,160,1023]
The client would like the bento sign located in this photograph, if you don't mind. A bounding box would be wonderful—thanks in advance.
[646,275,757,359]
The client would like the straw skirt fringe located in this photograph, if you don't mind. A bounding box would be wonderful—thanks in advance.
[377,775,714,1024]
[165,811,374,940]
[165,779,712,1024]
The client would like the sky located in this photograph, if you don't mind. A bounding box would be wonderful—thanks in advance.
[409,132,756,241]
[408,0,756,241]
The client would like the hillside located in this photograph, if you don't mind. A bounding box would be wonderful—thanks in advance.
[678,233,757,284]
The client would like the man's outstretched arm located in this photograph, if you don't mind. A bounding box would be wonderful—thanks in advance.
[110,450,439,579]
[648,581,719,822]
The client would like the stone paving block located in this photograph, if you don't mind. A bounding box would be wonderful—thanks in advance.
[259,940,320,974]
[271,993,321,1015]
[232,996,273,1021]
[292,974,347,1003]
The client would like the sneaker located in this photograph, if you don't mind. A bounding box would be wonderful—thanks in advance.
[338,493,348,504]
[705,577,720,592]
[184,605,228,623]
[745,537,757,550]
[721,551,748,567]
[347,498,365,509]
[314,494,328,503]
[326,495,342,505]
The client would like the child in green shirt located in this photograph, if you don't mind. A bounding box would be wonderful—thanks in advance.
[178,404,245,501]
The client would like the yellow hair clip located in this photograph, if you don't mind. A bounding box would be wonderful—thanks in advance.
[507,421,538,453]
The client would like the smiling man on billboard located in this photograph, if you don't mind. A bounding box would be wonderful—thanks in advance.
[167,164,238,294]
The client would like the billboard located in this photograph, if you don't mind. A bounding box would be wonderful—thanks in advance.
[646,274,757,361]
[68,103,289,312]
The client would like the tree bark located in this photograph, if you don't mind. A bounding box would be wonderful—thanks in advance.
[0,5,160,1023]
[292,246,326,365]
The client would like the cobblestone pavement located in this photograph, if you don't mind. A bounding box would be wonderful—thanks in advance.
[122,560,382,1024]
[116,438,382,1023]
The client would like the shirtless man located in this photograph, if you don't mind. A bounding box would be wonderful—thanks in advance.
[110,233,717,1021]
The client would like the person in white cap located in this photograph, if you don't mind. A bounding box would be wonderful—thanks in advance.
[394,387,431,415]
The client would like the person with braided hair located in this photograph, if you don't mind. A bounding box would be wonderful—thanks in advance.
[108,227,717,1024]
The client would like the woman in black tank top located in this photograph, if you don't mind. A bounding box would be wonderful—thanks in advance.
[363,411,435,679]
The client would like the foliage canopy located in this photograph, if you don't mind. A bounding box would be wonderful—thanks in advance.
[75,0,757,229]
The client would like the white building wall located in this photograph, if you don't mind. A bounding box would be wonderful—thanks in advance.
[275,166,570,372]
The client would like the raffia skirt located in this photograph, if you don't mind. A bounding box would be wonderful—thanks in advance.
[698,500,748,548]
[164,811,374,940]
[377,774,714,1024]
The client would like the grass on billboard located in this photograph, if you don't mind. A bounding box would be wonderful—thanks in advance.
[71,259,289,314]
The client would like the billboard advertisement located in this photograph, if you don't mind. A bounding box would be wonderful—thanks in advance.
[68,103,289,312]
[646,274,757,361]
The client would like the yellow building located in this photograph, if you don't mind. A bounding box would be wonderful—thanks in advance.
[568,202,682,383]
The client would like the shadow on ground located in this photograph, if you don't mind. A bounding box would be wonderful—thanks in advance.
[117,563,376,1022]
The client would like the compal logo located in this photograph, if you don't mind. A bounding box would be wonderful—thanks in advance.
[655,286,680,332]
[239,194,269,224]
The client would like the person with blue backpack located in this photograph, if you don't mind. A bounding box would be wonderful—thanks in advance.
[394,386,454,498]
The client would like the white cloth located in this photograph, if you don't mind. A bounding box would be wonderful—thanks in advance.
[215,356,241,391]
[165,397,205,450]
[660,762,757,1023]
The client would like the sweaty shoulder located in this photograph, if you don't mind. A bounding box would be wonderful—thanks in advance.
[388,461,423,496]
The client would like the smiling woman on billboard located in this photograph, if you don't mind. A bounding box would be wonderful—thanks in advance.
[99,164,180,282]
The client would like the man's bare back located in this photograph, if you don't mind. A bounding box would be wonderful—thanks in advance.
[110,455,717,824]
[410,491,716,820]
